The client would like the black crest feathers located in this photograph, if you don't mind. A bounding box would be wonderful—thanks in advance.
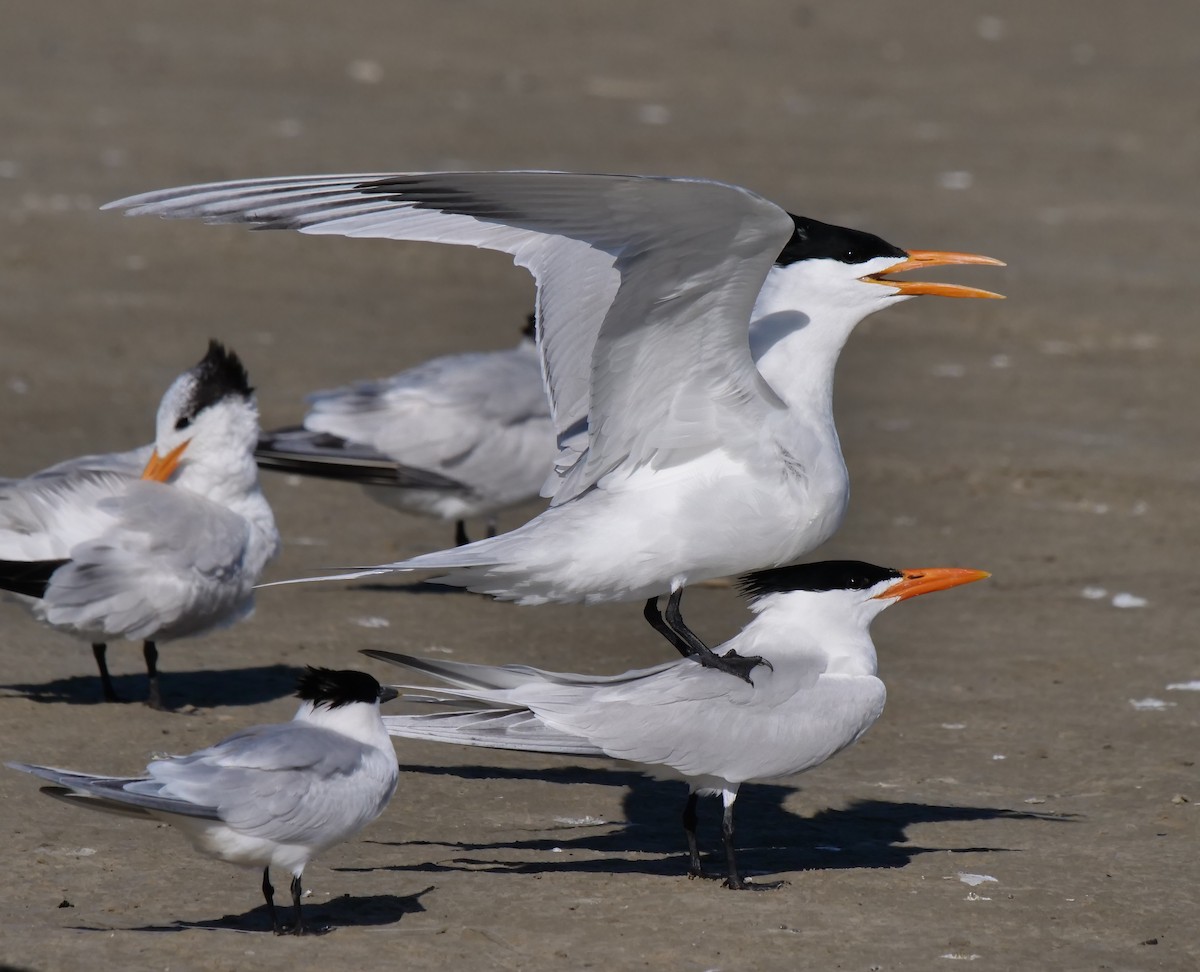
[191,341,253,409]
[775,215,906,267]
[739,561,901,600]
[295,668,384,708]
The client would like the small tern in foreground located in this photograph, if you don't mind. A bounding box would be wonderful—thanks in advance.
[108,171,1002,680]
[7,668,399,935]
[255,313,555,545]
[0,342,280,707]
[367,560,988,889]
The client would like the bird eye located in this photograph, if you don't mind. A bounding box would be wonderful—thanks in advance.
[174,416,192,431]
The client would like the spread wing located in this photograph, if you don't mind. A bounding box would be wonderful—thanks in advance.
[108,171,793,502]
[41,481,257,639]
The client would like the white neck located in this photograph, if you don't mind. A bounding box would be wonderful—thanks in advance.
[295,700,393,753]
[726,588,886,677]
[750,267,871,419]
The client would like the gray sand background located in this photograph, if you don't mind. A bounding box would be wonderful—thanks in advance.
[1,2,1197,969]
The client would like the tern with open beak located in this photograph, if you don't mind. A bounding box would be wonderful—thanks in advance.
[107,171,1002,680]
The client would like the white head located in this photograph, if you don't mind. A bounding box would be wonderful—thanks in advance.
[292,667,399,745]
[140,341,260,493]
[750,217,1004,400]
[738,559,991,644]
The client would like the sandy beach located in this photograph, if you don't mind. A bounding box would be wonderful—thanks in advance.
[1,2,1197,969]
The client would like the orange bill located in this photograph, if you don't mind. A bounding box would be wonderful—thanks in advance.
[861,249,1006,299]
[873,567,991,602]
[141,440,189,482]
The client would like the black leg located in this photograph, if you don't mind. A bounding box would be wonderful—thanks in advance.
[683,792,705,878]
[644,597,694,659]
[289,874,306,936]
[721,796,745,890]
[91,643,121,703]
[665,589,772,685]
[664,589,713,656]
[263,868,281,934]
[720,791,785,892]
[143,641,164,710]
[454,520,469,547]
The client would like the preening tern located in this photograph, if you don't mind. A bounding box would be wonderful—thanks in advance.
[0,342,280,707]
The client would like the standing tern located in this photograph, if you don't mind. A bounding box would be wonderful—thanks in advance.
[0,342,281,707]
[106,171,1003,680]
[7,667,399,935]
[254,313,556,546]
[366,560,989,889]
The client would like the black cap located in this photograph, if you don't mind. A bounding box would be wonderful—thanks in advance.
[739,561,902,601]
[296,667,386,708]
[775,215,906,267]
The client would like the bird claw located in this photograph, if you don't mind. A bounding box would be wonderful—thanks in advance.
[697,649,772,684]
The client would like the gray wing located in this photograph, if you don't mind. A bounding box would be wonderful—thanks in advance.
[42,480,256,639]
[145,722,379,842]
[107,171,794,502]
[383,709,609,756]
[369,647,750,767]
[368,648,833,776]
[0,469,136,560]
[300,344,555,498]
[6,761,220,819]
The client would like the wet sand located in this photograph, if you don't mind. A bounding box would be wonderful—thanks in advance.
[1,2,1197,969]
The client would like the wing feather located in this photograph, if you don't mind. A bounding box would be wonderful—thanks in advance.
[108,171,793,501]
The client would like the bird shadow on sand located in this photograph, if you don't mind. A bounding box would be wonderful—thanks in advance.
[72,886,434,936]
[352,763,1070,882]
[0,663,305,709]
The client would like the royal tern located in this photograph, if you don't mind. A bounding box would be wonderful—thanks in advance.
[254,313,555,545]
[367,560,988,889]
[107,171,1002,680]
[8,667,399,935]
[0,342,280,707]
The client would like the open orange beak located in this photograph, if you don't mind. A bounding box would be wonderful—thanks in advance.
[862,250,1006,299]
[141,440,189,483]
[874,567,991,602]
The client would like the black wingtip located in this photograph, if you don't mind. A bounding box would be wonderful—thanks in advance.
[0,558,70,599]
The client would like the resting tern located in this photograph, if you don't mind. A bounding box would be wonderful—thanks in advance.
[7,667,399,935]
[0,342,281,708]
[366,560,988,889]
[107,171,1002,680]
[254,313,556,546]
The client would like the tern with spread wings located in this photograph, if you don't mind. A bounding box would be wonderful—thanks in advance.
[108,171,1002,680]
